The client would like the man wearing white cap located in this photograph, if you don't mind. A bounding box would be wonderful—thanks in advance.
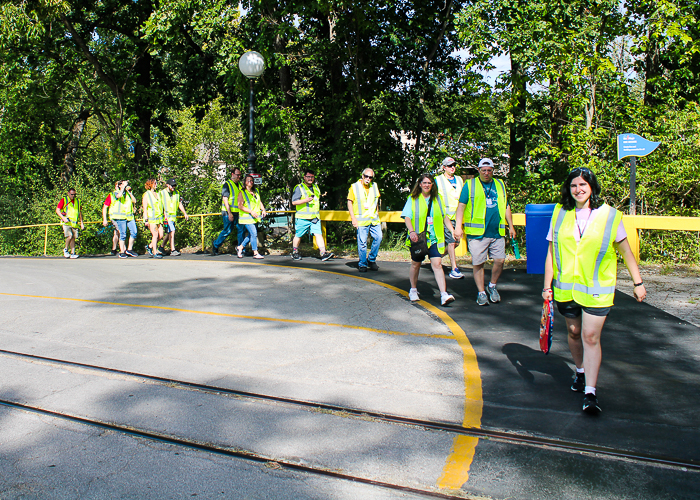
[435,157,465,279]
[454,158,516,306]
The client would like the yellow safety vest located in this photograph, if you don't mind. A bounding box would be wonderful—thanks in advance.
[59,197,81,228]
[239,190,263,224]
[552,203,622,307]
[160,189,180,218]
[109,191,134,221]
[295,183,320,220]
[404,194,447,254]
[435,174,464,220]
[143,191,164,224]
[221,180,242,213]
[463,178,507,237]
[350,180,380,226]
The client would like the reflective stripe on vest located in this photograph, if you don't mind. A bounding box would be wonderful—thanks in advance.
[239,190,263,224]
[295,183,320,219]
[144,191,163,223]
[60,197,81,228]
[463,178,506,236]
[221,180,241,213]
[351,180,380,225]
[405,194,446,254]
[552,203,621,307]
[435,174,464,219]
[161,189,180,217]
[109,191,134,221]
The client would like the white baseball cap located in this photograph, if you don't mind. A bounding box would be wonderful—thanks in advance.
[478,158,494,169]
[442,157,456,167]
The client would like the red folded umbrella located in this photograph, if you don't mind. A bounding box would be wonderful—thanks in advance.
[539,298,554,354]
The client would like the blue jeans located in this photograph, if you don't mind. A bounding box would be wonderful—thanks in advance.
[213,212,240,249]
[239,224,258,252]
[357,224,382,267]
[114,219,137,241]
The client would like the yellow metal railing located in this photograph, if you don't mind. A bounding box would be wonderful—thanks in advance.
[1,211,697,260]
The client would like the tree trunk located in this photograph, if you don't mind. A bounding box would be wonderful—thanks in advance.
[509,56,527,175]
[61,110,90,183]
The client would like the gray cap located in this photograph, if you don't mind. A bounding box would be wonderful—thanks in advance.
[441,157,456,167]
[478,158,494,169]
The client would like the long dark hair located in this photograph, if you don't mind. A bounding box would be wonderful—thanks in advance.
[410,174,438,200]
[559,168,603,210]
[243,174,257,193]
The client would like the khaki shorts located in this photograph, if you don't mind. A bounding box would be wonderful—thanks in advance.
[468,237,505,265]
[63,225,78,239]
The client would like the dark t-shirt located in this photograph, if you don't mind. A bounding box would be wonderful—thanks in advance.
[458,179,506,240]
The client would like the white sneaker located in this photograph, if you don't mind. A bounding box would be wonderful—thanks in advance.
[70,253,79,259]
[408,289,420,302]
[441,293,455,306]
[63,248,70,258]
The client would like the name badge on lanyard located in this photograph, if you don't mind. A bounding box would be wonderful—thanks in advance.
[427,217,433,225]
[486,196,496,208]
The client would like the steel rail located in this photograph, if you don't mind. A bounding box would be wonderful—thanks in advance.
[2,349,698,472]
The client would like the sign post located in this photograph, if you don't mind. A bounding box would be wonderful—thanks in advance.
[616,133,660,215]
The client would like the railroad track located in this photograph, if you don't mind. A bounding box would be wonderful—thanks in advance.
[1,348,698,493]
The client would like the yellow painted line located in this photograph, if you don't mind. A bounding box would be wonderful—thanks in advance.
[1,258,483,488]
[0,292,452,340]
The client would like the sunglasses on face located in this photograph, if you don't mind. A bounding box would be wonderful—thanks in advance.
[363,174,374,180]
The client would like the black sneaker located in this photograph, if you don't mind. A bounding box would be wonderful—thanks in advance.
[158,246,165,254]
[571,372,585,392]
[210,245,219,256]
[368,261,379,271]
[358,266,368,273]
[582,393,601,414]
[118,253,128,259]
[110,249,118,256]
[292,249,302,261]
[125,249,138,258]
[320,252,334,261]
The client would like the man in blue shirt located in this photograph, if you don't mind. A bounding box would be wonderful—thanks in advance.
[454,158,515,306]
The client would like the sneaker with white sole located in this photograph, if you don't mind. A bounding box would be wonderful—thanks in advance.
[320,251,334,261]
[63,248,70,258]
[448,268,464,279]
[487,285,501,303]
[292,249,302,261]
[571,372,585,392]
[582,393,601,414]
[476,291,489,306]
[170,250,181,256]
[409,289,420,302]
[69,253,79,259]
[441,293,455,306]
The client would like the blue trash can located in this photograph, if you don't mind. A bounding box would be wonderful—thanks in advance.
[525,203,557,274]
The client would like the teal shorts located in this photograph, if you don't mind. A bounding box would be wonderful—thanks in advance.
[295,218,322,238]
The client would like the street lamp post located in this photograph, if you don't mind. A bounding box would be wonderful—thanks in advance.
[238,51,265,174]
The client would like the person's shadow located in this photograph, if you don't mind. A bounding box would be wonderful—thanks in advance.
[502,343,572,386]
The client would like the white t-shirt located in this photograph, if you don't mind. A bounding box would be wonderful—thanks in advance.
[546,207,627,243]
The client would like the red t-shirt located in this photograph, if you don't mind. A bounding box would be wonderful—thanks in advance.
[103,195,112,207]
[57,198,77,211]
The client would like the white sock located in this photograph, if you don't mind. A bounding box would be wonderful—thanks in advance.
[410,288,418,293]
[576,368,585,374]
[584,386,596,395]
[489,282,496,288]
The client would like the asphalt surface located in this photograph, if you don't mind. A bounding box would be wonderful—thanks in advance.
[0,253,698,499]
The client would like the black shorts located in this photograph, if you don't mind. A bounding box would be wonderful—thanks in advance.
[556,301,610,318]
[411,243,442,262]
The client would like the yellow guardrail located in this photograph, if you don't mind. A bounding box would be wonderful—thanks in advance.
[0,210,697,260]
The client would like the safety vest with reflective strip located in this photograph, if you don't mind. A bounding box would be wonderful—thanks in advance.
[109,191,134,221]
[143,191,164,224]
[463,178,507,237]
[404,194,447,254]
[435,174,464,220]
[350,180,380,226]
[59,197,81,228]
[552,203,622,308]
[295,183,320,219]
[160,189,180,218]
[239,190,263,224]
[221,180,242,213]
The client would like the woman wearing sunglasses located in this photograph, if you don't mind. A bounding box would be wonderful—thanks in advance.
[237,174,267,259]
[543,168,646,414]
[402,174,456,307]
[142,178,164,259]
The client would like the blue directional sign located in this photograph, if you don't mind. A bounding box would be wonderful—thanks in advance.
[617,133,660,160]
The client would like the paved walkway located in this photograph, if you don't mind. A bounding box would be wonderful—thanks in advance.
[0,254,698,499]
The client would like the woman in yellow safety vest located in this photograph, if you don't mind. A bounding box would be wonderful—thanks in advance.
[236,174,267,259]
[402,174,456,307]
[543,167,646,414]
[142,178,164,259]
